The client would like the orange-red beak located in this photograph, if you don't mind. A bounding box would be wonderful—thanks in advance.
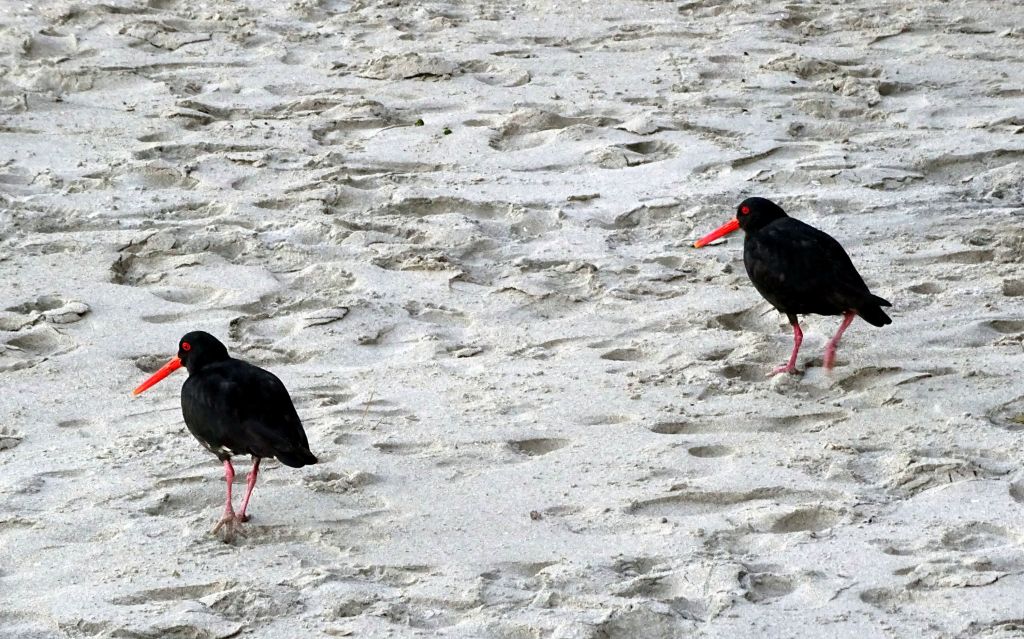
[132,356,182,395]
[693,218,740,248]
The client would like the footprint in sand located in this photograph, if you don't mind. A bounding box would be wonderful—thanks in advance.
[1009,478,1024,505]
[647,421,702,435]
[705,305,775,332]
[461,60,531,87]
[718,362,765,382]
[599,348,647,362]
[588,140,678,169]
[939,522,1017,551]
[756,506,842,534]
[0,426,24,452]
[740,569,798,603]
[303,470,377,495]
[687,445,733,458]
[907,281,943,295]
[986,393,1024,431]
[4,296,90,327]
[508,438,569,457]
[311,100,400,144]
[488,108,618,151]
[836,366,945,392]
[0,325,77,372]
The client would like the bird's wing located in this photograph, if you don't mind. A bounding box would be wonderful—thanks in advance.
[183,363,310,459]
[237,367,311,456]
[746,219,876,313]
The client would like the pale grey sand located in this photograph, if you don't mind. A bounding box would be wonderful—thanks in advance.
[2,0,1024,637]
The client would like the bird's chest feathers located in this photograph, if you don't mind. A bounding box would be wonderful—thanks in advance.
[181,388,246,457]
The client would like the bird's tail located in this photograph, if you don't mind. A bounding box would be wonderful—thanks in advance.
[858,295,892,327]
[277,449,318,468]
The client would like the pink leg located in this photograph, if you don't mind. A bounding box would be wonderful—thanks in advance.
[221,459,235,516]
[237,458,261,522]
[823,311,856,370]
[212,459,246,540]
[770,320,803,376]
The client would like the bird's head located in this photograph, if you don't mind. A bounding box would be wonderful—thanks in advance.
[693,197,789,247]
[132,331,229,395]
[175,331,229,373]
[735,197,788,233]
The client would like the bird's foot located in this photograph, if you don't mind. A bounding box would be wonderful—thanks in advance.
[769,363,800,376]
[211,512,248,542]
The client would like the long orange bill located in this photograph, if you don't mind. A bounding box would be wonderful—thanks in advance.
[693,218,740,248]
[132,356,182,395]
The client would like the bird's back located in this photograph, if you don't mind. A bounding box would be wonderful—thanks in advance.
[181,359,317,467]
[744,217,891,323]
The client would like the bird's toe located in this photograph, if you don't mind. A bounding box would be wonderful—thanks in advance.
[769,364,801,377]
[212,513,247,542]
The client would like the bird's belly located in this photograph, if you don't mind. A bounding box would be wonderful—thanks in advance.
[750,278,843,317]
[196,437,239,459]
[183,422,242,459]
[207,442,237,457]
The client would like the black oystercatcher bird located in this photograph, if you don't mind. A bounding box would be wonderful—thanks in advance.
[694,197,891,375]
[133,331,316,540]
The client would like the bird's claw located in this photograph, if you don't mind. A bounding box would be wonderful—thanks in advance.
[211,513,248,542]
[768,364,800,377]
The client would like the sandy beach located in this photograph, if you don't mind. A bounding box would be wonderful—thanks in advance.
[2,0,1024,636]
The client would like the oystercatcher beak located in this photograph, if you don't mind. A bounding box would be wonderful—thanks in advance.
[132,356,183,395]
[693,218,741,248]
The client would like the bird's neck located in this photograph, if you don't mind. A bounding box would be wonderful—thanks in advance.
[185,355,229,375]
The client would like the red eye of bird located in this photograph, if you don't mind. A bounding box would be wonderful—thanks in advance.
[740,205,751,215]
[181,342,191,352]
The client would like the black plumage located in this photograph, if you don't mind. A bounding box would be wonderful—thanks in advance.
[741,201,892,325]
[133,331,316,540]
[695,197,891,374]
[180,339,316,469]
